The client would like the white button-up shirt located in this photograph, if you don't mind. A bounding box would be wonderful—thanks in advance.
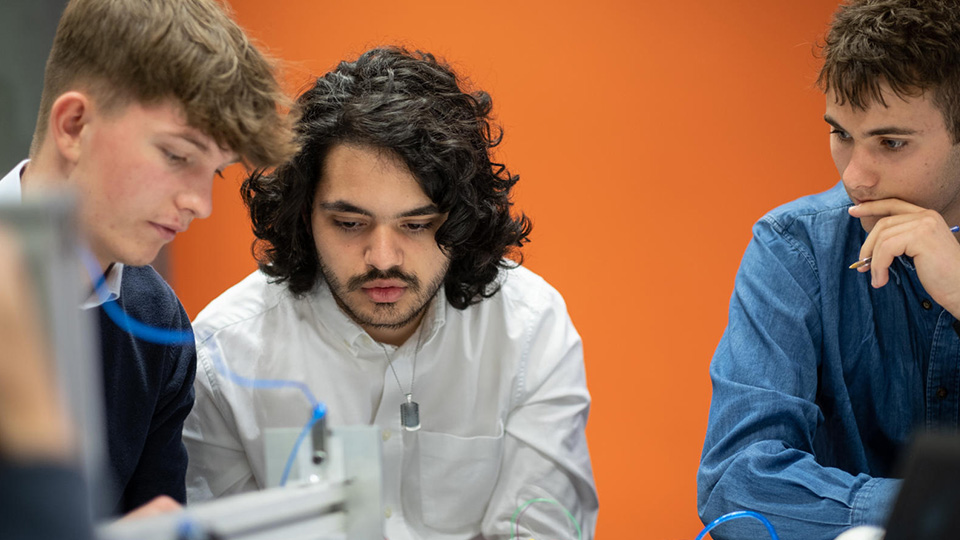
[184,265,598,540]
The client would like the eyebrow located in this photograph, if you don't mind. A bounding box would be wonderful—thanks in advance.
[179,133,210,152]
[319,200,441,219]
[823,115,918,137]
[161,127,211,153]
[396,204,442,218]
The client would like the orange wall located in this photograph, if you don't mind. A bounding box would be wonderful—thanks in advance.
[171,1,843,538]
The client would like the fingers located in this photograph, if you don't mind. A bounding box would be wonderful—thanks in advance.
[848,198,924,219]
[120,495,182,521]
[848,199,960,315]
[863,220,915,287]
[856,210,950,288]
[854,208,946,261]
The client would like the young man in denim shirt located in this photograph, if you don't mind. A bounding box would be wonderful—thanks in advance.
[699,1,960,538]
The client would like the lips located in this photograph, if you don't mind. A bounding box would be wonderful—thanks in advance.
[150,221,187,241]
[348,271,419,301]
[362,286,406,303]
[848,192,877,206]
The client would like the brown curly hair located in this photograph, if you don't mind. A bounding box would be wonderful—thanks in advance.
[818,0,960,142]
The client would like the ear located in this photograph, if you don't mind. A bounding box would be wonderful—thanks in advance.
[48,91,94,166]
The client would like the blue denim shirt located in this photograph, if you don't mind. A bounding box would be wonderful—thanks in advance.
[698,183,960,540]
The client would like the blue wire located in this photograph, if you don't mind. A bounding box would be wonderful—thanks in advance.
[175,516,204,540]
[80,249,194,344]
[201,336,321,409]
[81,249,322,407]
[80,247,327,483]
[100,297,195,345]
[695,511,780,540]
[279,403,327,487]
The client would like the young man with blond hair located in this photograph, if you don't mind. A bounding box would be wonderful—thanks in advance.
[699,1,960,538]
[0,0,296,517]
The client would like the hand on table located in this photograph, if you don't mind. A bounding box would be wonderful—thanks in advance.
[120,495,182,521]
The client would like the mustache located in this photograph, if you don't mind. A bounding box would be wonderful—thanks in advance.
[346,267,421,292]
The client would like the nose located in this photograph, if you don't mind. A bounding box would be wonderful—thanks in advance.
[364,226,403,270]
[839,143,879,191]
[176,175,214,221]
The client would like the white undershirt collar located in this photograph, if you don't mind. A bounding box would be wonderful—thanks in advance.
[0,159,124,309]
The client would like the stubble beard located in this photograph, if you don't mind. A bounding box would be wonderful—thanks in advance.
[318,257,449,331]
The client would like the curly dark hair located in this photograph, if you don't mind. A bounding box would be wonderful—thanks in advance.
[242,47,532,310]
[817,0,960,142]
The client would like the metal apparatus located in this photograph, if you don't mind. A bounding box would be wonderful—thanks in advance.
[98,426,383,540]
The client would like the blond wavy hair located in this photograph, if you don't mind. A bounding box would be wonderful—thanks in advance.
[32,0,298,168]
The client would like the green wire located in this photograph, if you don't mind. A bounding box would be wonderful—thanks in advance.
[509,497,582,540]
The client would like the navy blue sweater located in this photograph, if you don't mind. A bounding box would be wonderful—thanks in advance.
[97,265,196,514]
[0,462,93,540]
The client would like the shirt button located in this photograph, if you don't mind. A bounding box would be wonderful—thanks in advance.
[937,386,949,400]
[922,299,933,310]
[384,507,392,518]
[382,430,392,441]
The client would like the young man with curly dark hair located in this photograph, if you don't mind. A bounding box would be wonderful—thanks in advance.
[698,1,960,538]
[0,0,296,522]
[183,47,599,539]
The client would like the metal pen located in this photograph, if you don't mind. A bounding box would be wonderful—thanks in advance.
[849,225,960,269]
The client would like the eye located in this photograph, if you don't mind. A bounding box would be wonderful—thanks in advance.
[162,149,188,165]
[403,221,435,234]
[882,139,907,151]
[334,219,363,231]
[830,128,851,142]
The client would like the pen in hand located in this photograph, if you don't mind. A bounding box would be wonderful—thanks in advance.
[849,225,960,269]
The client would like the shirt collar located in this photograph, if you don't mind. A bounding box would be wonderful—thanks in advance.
[309,280,448,355]
[2,159,125,309]
[0,159,28,200]
[81,263,125,309]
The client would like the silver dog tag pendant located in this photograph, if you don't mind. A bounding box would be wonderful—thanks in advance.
[400,393,421,431]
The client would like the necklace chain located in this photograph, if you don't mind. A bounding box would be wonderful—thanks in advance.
[380,322,426,397]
